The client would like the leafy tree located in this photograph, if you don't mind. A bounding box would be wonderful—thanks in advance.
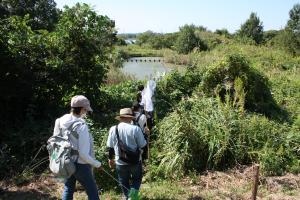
[116,36,127,46]
[148,33,176,49]
[271,4,300,55]
[135,31,177,49]
[0,3,116,177]
[282,4,300,55]
[272,29,300,55]
[286,3,300,32]
[238,12,264,44]
[0,0,59,31]
[161,33,178,49]
[44,3,116,106]
[146,33,164,49]
[175,24,207,54]
[0,15,47,177]
[136,30,155,46]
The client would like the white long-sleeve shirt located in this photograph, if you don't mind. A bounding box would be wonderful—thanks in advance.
[142,80,156,112]
[53,114,101,168]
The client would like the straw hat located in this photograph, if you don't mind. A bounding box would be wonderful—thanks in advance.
[115,108,135,121]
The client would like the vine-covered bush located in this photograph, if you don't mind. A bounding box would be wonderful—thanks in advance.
[201,54,286,119]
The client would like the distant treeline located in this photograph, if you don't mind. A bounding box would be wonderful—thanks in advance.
[117,6,300,56]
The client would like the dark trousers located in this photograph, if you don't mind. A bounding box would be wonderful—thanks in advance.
[145,111,154,130]
[116,162,143,198]
[62,163,99,200]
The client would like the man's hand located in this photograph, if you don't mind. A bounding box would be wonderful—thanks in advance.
[108,159,115,169]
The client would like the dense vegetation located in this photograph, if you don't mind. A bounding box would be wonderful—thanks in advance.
[1,1,300,196]
[151,51,300,178]
[116,4,300,179]
[0,2,117,178]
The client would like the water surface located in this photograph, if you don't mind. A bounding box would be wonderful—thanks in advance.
[122,57,172,80]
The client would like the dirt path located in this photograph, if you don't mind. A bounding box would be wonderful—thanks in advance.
[1,166,300,200]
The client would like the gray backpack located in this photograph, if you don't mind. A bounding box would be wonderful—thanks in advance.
[47,120,82,178]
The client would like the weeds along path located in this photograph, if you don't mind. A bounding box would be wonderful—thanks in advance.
[1,166,300,199]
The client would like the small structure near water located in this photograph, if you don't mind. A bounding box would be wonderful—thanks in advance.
[126,57,164,63]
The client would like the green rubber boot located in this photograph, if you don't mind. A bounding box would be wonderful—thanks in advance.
[128,188,139,200]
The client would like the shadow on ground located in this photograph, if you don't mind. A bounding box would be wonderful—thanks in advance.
[187,196,205,200]
[0,189,57,200]
[141,196,205,200]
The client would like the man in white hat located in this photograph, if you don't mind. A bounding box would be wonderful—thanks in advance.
[53,95,101,200]
[107,108,147,199]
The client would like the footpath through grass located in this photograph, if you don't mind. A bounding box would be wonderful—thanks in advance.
[1,166,300,200]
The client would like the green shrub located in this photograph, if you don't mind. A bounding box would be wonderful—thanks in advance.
[0,3,116,178]
[175,24,208,54]
[99,80,143,126]
[105,67,136,85]
[155,66,202,119]
[109,49,129,68]
[152,95,299,178]
[87,119,120,190]
[195,31,229,50]
[201,54,286,119]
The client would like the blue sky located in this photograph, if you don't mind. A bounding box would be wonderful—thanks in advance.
[55,0,300,33]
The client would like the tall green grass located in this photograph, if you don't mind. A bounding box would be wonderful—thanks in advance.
[150,49,300,178]
[153,95,299,177]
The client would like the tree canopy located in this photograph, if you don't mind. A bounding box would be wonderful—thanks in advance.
[238,12,264,44]
[0,3,116,177]
[175,24,207,54]
[287,3,300,32]
[0,0,60,31]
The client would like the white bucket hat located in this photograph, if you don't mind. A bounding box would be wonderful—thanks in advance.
[70,95,93,112]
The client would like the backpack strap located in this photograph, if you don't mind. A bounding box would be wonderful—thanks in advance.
[135,113,146,133]
[115,124,123,157]
[136,113,142,126]
[115,124,120,144]
[66,121,83,160]
[115,124,138,147]
[58,120,80,137]
[68,121,83,139]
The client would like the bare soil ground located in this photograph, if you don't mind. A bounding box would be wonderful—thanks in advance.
[0,165,299,200]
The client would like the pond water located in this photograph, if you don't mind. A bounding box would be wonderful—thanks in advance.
[122,57,173,80]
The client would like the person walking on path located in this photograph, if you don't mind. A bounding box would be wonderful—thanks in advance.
[136,84,145,114]
[141,79,156,130]
[106,108,147,199]
[53,95,102,200]
[132,101,150,161]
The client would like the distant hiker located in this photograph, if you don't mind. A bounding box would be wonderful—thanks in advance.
[136,84,145,113]
[107,108,147,200]
[132,101,150,161]
[53,95,101,200]
[141,79,156,130]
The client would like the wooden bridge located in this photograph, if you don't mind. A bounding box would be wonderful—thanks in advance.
[125,58,164,63]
